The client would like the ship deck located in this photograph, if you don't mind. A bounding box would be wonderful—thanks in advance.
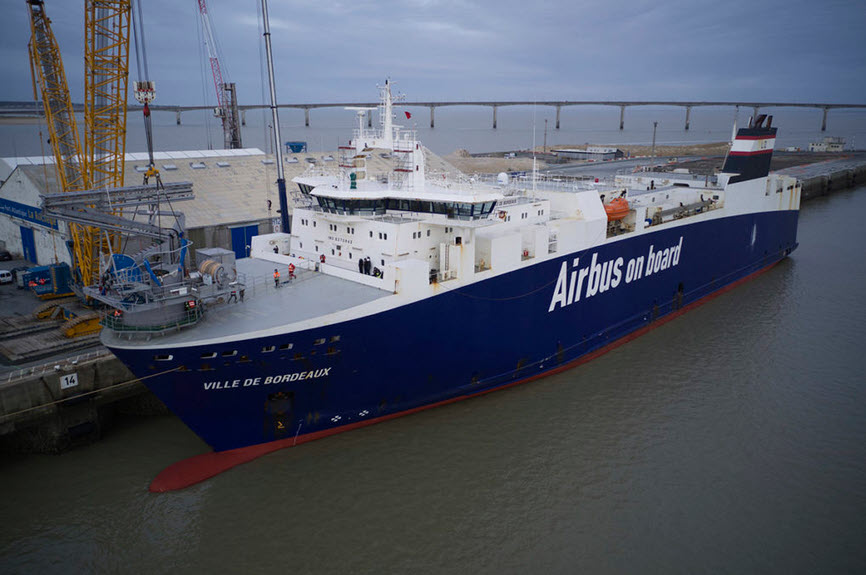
[102,257,391,348]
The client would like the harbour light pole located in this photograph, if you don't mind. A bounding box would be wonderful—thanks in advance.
[544,119,548,153]
[651,121,658,158]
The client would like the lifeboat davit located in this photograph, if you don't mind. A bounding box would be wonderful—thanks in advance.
[605,197,630,221]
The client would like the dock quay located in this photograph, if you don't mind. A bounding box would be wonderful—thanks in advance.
[650,151,866,200]
[0,150,864,454]
[774,155,866,199]
[0,349,146,453]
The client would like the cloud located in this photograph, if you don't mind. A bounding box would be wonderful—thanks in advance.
[1,0,863,105]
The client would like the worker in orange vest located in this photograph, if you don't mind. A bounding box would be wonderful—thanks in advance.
[273,268,280,288]
[288,263,295,280]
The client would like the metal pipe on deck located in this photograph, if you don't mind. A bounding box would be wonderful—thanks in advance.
[175,110,181,125]
[821,107,828,132]
[430,105,435,128]
[492,105,497,129]
[619,105,625,130]
[753,106,760,121]
[556,105,561,129]
[304,108,310,127]
[367,112,372,128]
[241,109,246,126]
[685,105,691,131]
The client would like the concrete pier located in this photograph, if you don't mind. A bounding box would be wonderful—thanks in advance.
[0,350,154,453]
[777,156,866,200]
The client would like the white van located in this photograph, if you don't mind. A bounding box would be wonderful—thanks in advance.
[0,270,12,285]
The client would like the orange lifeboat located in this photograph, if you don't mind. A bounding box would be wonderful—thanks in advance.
[605,197,630,221]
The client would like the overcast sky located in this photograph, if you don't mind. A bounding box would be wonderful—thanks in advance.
[2,0,864,106]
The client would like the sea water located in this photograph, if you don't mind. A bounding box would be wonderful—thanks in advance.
[1,184,864,573]
[2,104,865,159]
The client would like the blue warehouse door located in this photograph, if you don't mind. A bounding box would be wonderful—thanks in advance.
[20,226,36,263]
[230,224,259,260]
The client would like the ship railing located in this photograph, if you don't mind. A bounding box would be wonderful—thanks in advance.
[82,274,193,310]
[97,266,325,335]
[442,171,616,194]
[232,263,319,298]
[290,191,318,210]
[299,164,341,179]
[495,196,537,207]
[1,349,113,387]
[426,170,506,193]
[100,304,204,334]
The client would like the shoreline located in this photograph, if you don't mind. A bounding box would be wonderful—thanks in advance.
[0,116,42,125]
[445,141,732,174]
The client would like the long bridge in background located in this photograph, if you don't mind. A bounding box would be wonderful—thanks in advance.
[3,100,865,132]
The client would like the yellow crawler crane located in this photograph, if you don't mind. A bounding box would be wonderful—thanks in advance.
[84,0,131,262]
[27,0,131,336]
[28,0,93,286]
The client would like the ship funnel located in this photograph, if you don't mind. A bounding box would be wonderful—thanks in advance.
[722,117,777,184]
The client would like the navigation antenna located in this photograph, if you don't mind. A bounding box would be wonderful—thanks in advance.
[532,102,538,195]
[260,0,289,234]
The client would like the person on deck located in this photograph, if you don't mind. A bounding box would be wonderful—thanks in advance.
[273,268,280,288]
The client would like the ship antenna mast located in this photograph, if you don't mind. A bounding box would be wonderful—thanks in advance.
[260,0,289,234]
[383,79,393,148]
[532,102,538,195]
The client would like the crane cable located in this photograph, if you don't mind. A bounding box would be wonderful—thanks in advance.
[130,0,158,188]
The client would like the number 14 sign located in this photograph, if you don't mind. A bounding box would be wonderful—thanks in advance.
[60,373,78,390]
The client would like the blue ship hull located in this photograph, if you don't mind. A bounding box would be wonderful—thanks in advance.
[109,209,799,453]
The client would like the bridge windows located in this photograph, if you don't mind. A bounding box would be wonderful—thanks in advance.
[314,197,497,220]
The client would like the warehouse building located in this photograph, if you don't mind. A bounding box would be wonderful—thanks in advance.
[0,148,292,267]
[552,147,625,161]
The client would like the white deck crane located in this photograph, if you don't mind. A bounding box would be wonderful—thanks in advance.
[197,0,243,149]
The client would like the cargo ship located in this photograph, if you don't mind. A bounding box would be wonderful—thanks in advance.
[84,4,799,491]
[92,73,800,490]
